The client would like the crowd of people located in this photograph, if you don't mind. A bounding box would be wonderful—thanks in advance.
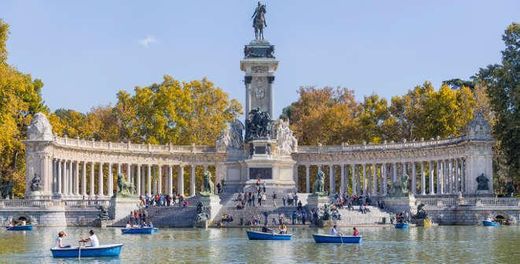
[139,193,189,208]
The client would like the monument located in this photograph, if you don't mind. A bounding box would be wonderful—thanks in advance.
[239,2,297,191]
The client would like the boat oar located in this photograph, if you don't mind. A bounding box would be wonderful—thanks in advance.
[78,241,82,260]
[338,232,344,244]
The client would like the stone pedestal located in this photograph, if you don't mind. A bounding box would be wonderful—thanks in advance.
[383,194,417,214]
[199,195,221,223]
[110,196,139,224]
[306,195,330,211]
[243,139,296,191]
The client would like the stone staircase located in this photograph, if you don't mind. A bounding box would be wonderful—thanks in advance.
[332,206,391,226]
[212,192,312,227]
[145,206,198,227]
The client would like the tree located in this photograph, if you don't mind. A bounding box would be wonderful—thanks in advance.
[474,23,520,183]
[357,94,391,143]
[0,20,47,197]
[288,86,360,145]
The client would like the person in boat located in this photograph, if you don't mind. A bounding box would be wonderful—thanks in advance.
[125,221,131,228]
[353,227,360,236]
[330,225,338,236]
[20,220,27,226]
[141,221,147,228]
[79,230,100,247]
[55,231,71,248]
[148,221,154,228]
[279,223,288,234]
[261,224,272,233]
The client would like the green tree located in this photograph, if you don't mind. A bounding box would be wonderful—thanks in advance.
[474,23,520,183]
[0,20,47,196]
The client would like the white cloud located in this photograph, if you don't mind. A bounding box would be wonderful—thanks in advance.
[139,35,158,48]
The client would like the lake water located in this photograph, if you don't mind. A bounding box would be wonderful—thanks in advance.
[1,226,518,263]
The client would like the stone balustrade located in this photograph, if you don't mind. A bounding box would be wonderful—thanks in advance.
[55,136,216,153]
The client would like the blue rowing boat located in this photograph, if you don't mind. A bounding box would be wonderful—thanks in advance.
[482,220,499,227]
[121,227,158,234]
[6,225,33,231]
[246,230,292,240]
[51,244,123,258]
[312,234,362,244]
[395,223,409,229]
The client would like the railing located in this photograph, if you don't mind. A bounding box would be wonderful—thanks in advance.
[416,196,520,207]
[54,136,216,154]
[298,136,467,153]
[0,198,111,208]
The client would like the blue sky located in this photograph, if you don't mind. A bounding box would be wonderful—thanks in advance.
[1,1,518,117]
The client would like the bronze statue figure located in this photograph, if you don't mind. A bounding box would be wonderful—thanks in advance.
[30,173,42,192]
[313,168,326,196]
[251,1,267,41]
[200,171,215,196]
[476,173,489,191]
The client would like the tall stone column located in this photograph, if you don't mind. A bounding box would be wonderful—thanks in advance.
[437,160,443,194]
[382,163,387,195]
[178,165,185,196]
[329,164,335,194]
[392,162,397,183]
[136,164,141,196]
[90,162,95,196]
[372,163,377,195]
[158,165,163,194]
[57,159,62,196]
[108,162,113,197]
[82,161,87,196]
[429,161,435,195]
[340,164,345,195]
[362,163,366,195]
[126,163,131,183]
[190,165,196,197]
[64,160,69,196]
[305,165,310,193]
[421,161,426,195]
[352,164,357,195]
[98,162,104,196]
[411,162,416,194]
[117,163,121,179]
[455,158,460,193]
[74,161,80,195]
[168,165,173,197]
[147,164,152,195]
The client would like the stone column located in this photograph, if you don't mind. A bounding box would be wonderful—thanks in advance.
[126,163,131,183]
[82,161,87,196]
[362,163,366,195]
[136,164,141,195]
[437,160,443,194]
[392,162,397,183]
[352,164,357,195]
[455,158,460,193]
[64,160,69,196]
[340,164,345,195]
[158,165,163,194]
[117,163,121,179]
[57,159,62,195]
[147,164,152,195]
[382,163,387,195]
[429,161,435,195]
[74,161,80,195]
[305,165,310,193]
[446,159,452,194]
[411,162,416,194]
[329,164,335,194]
[168,165,173,197]
[178,165,185,196]
[98,162,104,196]
[190,165,196,197]
[372,163,377,195]
[108,162,113,197]
[421,161,426,195]
[90,162,95,196]
[293,165,299,191]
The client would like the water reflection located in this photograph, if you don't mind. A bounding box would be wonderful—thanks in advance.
[0,226,519,263]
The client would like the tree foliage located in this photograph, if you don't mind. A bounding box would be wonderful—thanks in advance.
[52,76,242,146]
[474,23,520,182]
[0,20,47,197]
